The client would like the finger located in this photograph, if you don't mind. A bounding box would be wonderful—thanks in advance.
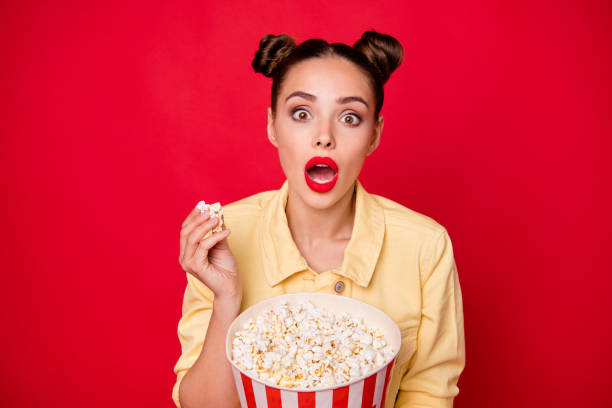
[185,208,211,231]
[184,216,220,261]
[181,207,211,245]
[192,229,231,276]
[180,210,211,260]
[184,215,218,261]
[195,228,231,260]
[212,227,231,251]
[182,204,209,228]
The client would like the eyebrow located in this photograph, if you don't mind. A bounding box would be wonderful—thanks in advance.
[285,91,369,108]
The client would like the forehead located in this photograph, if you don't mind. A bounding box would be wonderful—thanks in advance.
[279,56,374,102]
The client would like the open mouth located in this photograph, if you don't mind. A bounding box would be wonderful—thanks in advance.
[306,164,337,183]
[304,157,339,193]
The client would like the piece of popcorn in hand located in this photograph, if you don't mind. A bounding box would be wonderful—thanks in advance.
[196,201,224,236]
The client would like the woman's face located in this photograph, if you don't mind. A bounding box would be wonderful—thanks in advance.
[267,56,384,210]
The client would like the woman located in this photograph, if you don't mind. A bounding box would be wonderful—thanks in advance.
[173,31,465,408]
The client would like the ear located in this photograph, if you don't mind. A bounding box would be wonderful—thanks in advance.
[366,115,384,156]
[267,107,279,148]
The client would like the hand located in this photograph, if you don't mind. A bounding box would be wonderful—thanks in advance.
[179,206,242,301]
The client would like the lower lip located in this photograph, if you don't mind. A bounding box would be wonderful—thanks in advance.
[304,170,338,193]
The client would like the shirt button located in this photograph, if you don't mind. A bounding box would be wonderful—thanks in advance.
[334,280,345,293]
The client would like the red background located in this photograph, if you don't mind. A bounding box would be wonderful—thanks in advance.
[2,1,611,407]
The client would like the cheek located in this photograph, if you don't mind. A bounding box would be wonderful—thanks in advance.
[336,147,365,175]
[342,153,367,177]
[336,134,371,174]
[275,122,310,160]
[276,139,305,177]
[338,127,372,154]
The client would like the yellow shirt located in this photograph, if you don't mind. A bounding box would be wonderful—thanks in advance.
[172,179,465,408]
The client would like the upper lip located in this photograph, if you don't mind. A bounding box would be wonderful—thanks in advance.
[305,156,338,173]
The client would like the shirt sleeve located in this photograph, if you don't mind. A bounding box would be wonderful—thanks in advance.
[395,229,466,408]
[172,272,216,408]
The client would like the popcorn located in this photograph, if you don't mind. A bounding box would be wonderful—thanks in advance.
[196,201,224,234]
[231,300,395,390]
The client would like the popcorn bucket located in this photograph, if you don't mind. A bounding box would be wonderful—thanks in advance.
[226,293,401,408]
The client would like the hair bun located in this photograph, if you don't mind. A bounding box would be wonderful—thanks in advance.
[353,30,404,83]
[252,34,297,77]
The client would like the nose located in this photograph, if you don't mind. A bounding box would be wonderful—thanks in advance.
[313,120,335,149]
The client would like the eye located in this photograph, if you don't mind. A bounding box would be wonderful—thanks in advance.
[292,108,311,121]
[341,112,361,126]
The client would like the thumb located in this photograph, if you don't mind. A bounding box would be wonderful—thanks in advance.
[214,227,231,250]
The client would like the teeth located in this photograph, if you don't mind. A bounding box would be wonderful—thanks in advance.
[312,178,332,184]
[306,163,337,184]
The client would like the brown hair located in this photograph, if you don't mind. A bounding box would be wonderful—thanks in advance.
[252,30,404,119]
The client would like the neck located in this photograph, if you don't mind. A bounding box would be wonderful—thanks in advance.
[285,183,356,246]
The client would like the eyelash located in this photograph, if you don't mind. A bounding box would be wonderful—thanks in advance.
[291,108,362,126]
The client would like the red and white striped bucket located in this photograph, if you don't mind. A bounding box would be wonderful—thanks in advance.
[226,293,401,408]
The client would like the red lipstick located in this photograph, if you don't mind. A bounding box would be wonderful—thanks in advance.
[304,156,339,193]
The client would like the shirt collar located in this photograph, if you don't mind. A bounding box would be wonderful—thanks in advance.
[259,179,385,288]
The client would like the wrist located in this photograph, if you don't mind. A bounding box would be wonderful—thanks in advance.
[213,293,242,313]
